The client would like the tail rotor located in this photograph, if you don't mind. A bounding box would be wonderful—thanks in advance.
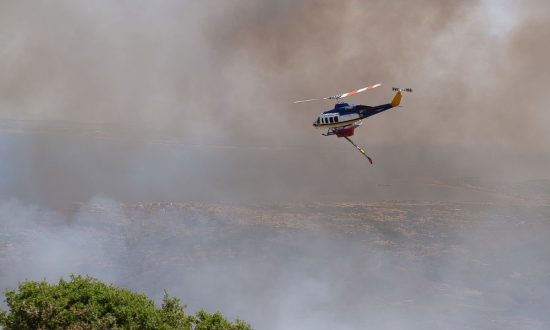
[392,87,413,93]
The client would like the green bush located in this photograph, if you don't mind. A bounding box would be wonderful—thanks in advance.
[0,275,251,330]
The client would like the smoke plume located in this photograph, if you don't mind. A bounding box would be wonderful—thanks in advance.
[1,1,550,329]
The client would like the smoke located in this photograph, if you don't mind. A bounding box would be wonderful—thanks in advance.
[1,198,549,329]
[0,0,549,207]
[1,0,550,329]
[1,0,549,145]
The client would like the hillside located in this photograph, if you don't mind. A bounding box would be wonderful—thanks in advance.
[2,193,549,329]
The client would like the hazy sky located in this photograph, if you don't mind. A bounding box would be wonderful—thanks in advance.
[0,0,549,205]
[1,0,549,147]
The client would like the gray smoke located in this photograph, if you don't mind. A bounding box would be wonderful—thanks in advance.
[1,0,549,206]
[1,0,550,329]
[2,198,549,329]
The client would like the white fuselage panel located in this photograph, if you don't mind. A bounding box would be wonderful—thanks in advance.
[314,112,361,129]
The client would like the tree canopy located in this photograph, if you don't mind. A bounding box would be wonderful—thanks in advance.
[0,275,251,330]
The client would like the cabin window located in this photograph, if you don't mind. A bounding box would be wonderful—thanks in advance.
[317,117,320,124]
[329,117,334,124]
[334,116,339,123]
[324,118,328,124]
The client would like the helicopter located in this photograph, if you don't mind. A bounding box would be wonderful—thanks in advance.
[294,83,412,164]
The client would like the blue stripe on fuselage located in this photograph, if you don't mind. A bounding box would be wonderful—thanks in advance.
[359,103,393,119]
[322,103,393,118]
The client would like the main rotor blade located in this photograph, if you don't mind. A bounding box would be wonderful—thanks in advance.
[293,97,326,104]
[293,83,382,104]
[336,83,382,99]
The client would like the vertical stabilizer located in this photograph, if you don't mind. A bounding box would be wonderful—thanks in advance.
[390,91,402,107]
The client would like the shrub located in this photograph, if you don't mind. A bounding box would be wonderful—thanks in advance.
[0,275,251,330]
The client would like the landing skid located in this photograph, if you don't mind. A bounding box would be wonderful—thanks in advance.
[343,136,373,164]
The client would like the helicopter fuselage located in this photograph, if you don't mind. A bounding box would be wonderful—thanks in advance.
[313,102,394,136]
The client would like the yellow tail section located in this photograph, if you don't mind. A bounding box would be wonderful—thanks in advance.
[390,91,402,107]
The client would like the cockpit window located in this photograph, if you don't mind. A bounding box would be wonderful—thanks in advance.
[317,117,320,124]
